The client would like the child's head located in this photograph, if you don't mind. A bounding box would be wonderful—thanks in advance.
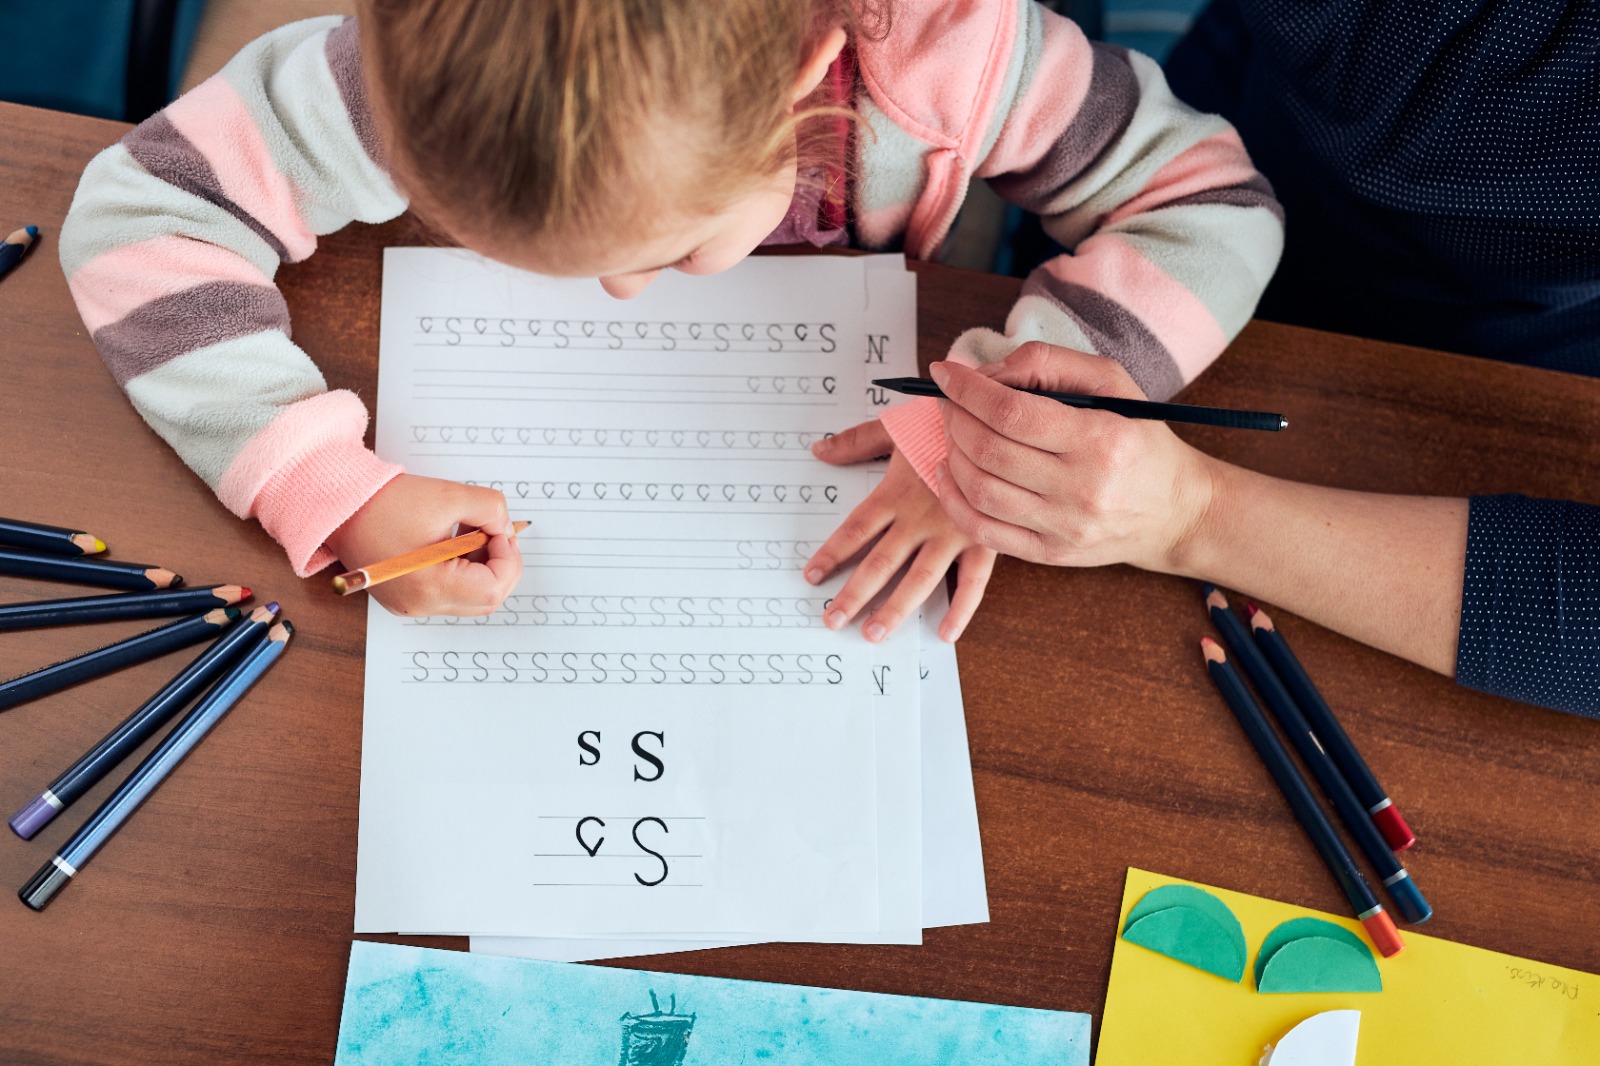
[361,1,881,297]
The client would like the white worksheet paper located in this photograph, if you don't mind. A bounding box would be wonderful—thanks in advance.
[355,253,920,937]
[471,583,989,962]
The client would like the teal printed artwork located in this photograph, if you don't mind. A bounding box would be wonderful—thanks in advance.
[620,992,694,1065]
[334,942,1089,1065]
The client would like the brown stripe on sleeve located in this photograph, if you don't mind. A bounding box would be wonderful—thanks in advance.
[1153,173,1286,223]
[1020,273,1186,401]
[121,115,293,262]
[93,281,293,388]
[987,43,1140,215]
[325,17,387,168]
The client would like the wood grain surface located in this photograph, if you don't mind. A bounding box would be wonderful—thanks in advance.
[1,101,1597,1065]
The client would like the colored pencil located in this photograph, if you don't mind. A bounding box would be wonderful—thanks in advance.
[0,225,38,280]
[1200,637,1404,957]
[0,547,181,591]
[9,603,279,840]
[872,376,1288,432]
[1248,603,1417,852]
[19,620,292,911]
[332,520,529,595]
[1205,588,1431,924]
[0,608,238,713]
[0,517,105,557]
[0,585,249,631]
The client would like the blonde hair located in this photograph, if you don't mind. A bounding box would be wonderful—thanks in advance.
[361,0,889,269]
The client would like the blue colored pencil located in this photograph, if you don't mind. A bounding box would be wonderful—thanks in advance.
[0,547,180,591]
[0,516,105,557]
[9,603,279,839]
[0,584,250,631]
[1204,586,1431,924]
[0,225,38,280]
[1200,637,1404,957]
[19,620,293,911]
[0,608,238,712]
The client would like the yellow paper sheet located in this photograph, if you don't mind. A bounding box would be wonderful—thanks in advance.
[1097,868,1600,1065]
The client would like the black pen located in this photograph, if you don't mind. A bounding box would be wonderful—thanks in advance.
[873,376,1287,432]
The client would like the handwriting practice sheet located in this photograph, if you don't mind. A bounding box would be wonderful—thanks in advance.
[355,253,922,937]
[471,584,989,962]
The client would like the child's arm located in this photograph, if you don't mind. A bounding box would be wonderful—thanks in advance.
[881,3,1284,490]
[58,17,455,591]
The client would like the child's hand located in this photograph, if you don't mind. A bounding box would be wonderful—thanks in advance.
[325,473,523,617]
[806,421,996,643]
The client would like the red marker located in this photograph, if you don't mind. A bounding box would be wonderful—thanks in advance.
[1247,604,1417,852]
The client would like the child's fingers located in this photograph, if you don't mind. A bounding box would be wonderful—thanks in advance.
[939,545,996,642]
[937,461,1046,561]
[811,418,893,466]
[805,495,894,585]
[822,530,915,632]
[452,483,514,536]
[944,433,1045,529]
[861,542,956,643]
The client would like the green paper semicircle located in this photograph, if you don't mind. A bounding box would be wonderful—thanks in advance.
[1258,936,1383,994]
[1123,884,1247,967]
[1254,917,1375,988]
[1122,907,1246,982]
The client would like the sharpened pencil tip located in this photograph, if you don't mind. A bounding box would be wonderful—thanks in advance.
[24,225,38,238]
[90,537,106,553]
[265,601,279,613]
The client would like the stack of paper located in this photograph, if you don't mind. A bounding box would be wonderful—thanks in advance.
[355,252,987,954]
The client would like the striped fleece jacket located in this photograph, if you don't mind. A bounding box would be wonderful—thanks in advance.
[60,3,1283,577]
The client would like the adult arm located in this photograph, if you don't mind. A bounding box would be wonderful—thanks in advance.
[932,345,1600,717]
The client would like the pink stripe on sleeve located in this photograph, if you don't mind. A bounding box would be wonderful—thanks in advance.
[1046,236,1227,383]
[164,78,317,262]
[976,13,1097,178]
[68,235,275,333]
[1102,129,1261,228]
[218,391,403,576]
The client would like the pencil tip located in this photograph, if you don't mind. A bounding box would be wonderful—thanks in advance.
[1244,601,1258,618]
[90,537,106,554]
[24,225,38,238]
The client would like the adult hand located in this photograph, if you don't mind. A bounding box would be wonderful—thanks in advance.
[933,342,1217,575]
[325,473,523,616]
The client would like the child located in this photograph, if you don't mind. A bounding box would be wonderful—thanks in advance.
[60,0,1282,636]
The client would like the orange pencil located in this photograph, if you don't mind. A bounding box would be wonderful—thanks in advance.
[331,522,528,595]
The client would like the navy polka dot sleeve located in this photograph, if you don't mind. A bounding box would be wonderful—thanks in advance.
[1458,495,1600,717]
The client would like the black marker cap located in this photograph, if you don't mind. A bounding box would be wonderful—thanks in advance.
[19,859,72,911]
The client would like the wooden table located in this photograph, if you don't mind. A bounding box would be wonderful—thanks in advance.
[3,101,1598,1064]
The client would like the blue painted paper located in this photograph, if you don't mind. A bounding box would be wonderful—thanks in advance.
[336,942,1089,1065]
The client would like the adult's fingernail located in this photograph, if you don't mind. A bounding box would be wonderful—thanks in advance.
[804,567,824,584]
[865,621,886,642]
[929,362,949,386]
[825,610,846,630]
